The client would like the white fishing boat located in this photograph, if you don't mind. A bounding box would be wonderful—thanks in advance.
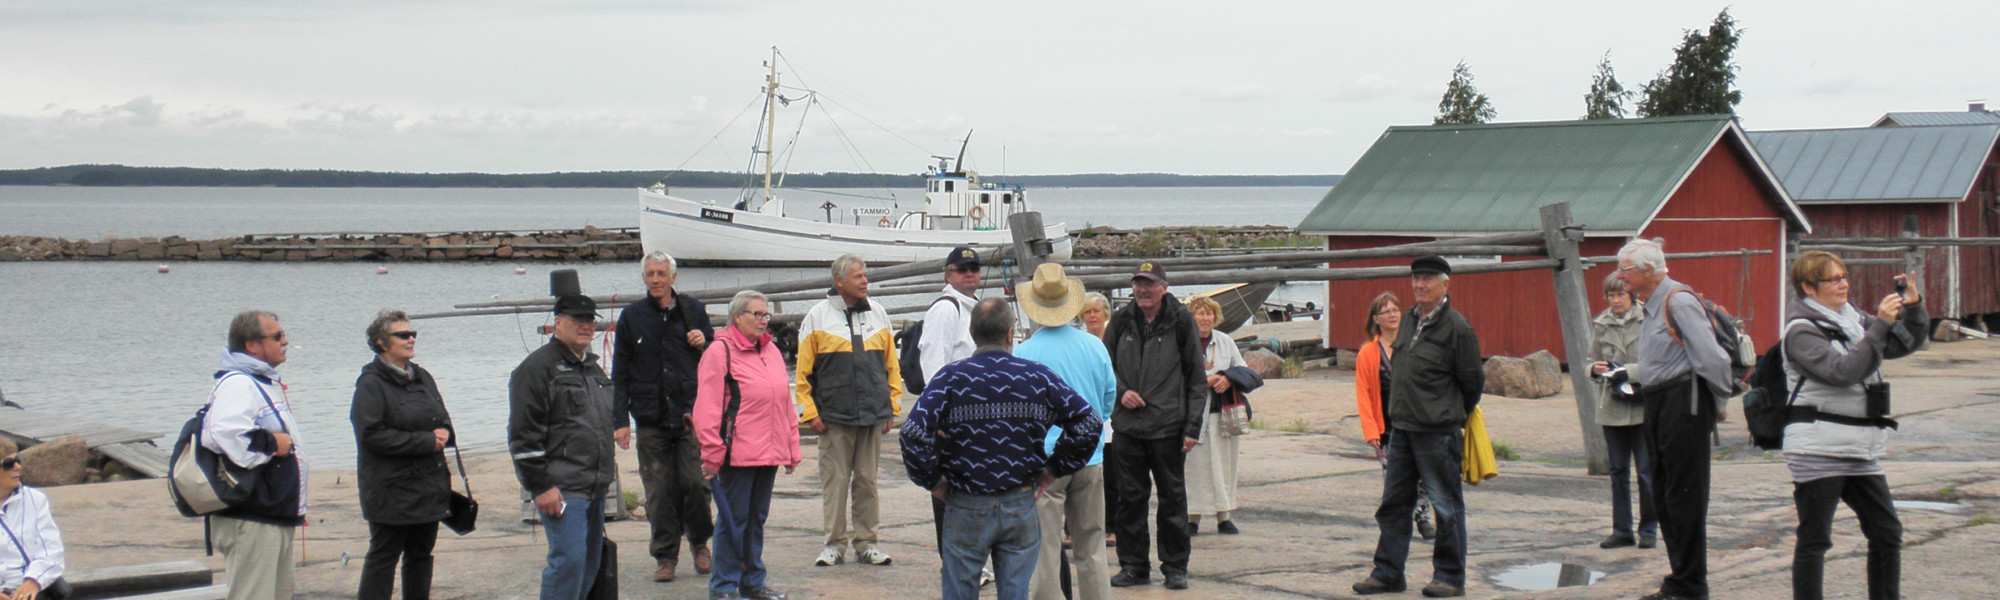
[639,48,1072,266]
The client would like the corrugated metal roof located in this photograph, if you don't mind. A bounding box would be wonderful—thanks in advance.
[1747,124,2000,204]
[1872,111,2000,127]
[1299,115,1793,235]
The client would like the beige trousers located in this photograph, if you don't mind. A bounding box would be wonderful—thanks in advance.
[1030,464,1112,600]
[818,423,882,551]
[212,516,296,600]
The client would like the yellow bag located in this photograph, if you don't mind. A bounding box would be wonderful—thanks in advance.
[1462,407,1498,485]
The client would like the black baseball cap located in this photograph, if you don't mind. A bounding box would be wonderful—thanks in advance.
[553,294,599,319]
[1132,260,1167,283]
[946,246,981,269]
[1410,255,1451,276]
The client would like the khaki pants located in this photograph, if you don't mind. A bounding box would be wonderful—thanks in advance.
[212,516,295,600]
[818,423,882,551]
[1030,464,1112,600]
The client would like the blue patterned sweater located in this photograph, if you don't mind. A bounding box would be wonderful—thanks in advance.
[901,349,1103,495]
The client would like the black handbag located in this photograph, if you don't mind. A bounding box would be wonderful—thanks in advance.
[442,443,478,535]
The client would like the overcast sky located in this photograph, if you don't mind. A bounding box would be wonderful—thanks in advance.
[2,1,1992,176]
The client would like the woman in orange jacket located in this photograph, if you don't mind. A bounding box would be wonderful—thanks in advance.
[1354,291,1434,540]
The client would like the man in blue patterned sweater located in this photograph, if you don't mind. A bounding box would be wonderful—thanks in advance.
[902,297,1104,600]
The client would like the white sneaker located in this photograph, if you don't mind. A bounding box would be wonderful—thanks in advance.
[857,546,893,566]
[813,545,843,567]
[979,567,995,587]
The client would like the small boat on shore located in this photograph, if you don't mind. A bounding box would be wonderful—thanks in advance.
[639,47,1071,266]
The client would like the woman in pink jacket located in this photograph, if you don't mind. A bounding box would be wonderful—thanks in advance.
[695,290,802,600]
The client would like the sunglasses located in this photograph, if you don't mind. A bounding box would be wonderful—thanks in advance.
[1,457,20,470]
[389,331,419,340]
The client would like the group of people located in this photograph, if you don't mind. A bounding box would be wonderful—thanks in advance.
[0,236,1927,600]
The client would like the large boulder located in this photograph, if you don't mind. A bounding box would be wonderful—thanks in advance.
[19,435,93,487]
[1482,351,1564,399]
[1242,348,1286,380]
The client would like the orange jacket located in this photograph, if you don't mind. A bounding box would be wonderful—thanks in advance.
[1355,335,1388,443]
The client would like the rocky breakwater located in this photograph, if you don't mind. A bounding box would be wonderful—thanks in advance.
[1073,225,1314,258]
[0,226,643,262]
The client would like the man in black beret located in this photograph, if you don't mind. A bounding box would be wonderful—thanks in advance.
[1353,255,1484,598]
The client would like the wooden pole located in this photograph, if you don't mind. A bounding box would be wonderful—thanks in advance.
[1009,211,1052,276]
[1539,203,1609,476]
[1065,231,1547,268]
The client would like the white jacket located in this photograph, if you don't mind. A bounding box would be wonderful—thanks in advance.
[200,350,310,517]
[0,486,64,592]
[917,285,978,385]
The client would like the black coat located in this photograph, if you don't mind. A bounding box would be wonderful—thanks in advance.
[351,359,455,525]
[613,291,713,431]
[1102,293,1207,441]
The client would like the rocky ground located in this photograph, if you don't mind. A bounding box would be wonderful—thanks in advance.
[45,338,2000,599]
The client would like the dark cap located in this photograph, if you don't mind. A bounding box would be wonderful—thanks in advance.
[1410,254,1451,276]
[553,294,599,318]
[946,246,981,269]
[1132,260,1167,283]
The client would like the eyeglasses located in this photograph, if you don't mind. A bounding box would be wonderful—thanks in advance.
[1616,265,1640,273]
[1818,275,1849,285]
[261,331,288,342]
[389,331,419,341]
[1,457,20,470]
[747,311,772,321]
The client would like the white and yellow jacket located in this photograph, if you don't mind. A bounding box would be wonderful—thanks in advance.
[795,291,903,427]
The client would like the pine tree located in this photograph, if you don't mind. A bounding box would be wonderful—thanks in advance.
[1433,61,1497,125]
[1583,52,1632,120]
[1636,8,1744,117]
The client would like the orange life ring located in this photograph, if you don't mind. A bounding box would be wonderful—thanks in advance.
[878,217,893,228]
[967,205,986,220]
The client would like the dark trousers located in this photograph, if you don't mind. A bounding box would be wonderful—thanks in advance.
[1642,378,1715,598]
[1109,434,1189,577]
[1367,428,1466,588]
[636,424,713,563]
[710,466,776,597]
[358,521,438,600]
[1603,424,1659,538]
[1793,475,1900,600]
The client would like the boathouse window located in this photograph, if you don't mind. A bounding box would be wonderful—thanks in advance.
[945,181,955,192]
[981,193,991,204]
[1002,193,1013,204]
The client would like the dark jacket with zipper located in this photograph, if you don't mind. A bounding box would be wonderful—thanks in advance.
[612,291,713,432]
[1386,297,1485,433]
[351,358,455,525]
[1102,293,1207,441]
[509,339,619,498]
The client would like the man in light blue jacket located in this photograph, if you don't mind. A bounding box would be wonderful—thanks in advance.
[1015,263,1118,600]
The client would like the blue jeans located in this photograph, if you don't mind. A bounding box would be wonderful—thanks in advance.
[941,487,1040,600]
[539,494,605,600]
[1604,424,1658,537]
[711,466,777,597]
[1369,428,1466,588]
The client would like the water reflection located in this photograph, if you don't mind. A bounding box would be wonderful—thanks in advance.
[1492,562,1603,591]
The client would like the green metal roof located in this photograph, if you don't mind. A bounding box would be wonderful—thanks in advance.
[1299,115,1799,236]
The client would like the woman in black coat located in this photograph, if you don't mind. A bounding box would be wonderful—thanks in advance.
[351,310,455,600]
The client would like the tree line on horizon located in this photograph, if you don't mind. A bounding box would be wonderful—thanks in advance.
[0,164,1341,189]
[1433,8,1744,125]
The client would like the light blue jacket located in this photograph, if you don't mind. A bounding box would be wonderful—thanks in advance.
[1017,325,1117,466]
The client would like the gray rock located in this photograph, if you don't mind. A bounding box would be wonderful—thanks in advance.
[19,435,93,487]
[1243,348,1286,380]
[1482,351,1564,399]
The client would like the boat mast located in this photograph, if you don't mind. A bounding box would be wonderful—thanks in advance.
[761,46,779,208]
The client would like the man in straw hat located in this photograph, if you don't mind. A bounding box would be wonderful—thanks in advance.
[1015,263,1119,600]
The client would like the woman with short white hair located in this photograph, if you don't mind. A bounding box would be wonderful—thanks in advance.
[1,437,67,600]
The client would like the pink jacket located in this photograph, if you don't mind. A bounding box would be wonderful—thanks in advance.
[695,324,803,471]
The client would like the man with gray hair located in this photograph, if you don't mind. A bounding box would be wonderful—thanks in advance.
[796,254,903,567]
[1613,238,1732,600]
[202,310,309,600]
[613,251,715,582]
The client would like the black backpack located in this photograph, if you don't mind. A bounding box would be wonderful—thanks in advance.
[896,296,959,395]
[1663,287,1752,395]
[1741,319,1843,450]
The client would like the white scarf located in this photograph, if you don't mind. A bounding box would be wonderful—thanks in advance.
[1803,298,1868,353]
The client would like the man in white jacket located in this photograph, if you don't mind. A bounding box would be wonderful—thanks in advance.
[201,310,309,600]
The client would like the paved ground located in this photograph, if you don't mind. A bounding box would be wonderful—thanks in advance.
[47,338,2000,599]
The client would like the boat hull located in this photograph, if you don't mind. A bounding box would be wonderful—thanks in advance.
[639,189,1073,266]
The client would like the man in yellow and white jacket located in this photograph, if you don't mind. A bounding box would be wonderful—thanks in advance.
[796,254,904,568]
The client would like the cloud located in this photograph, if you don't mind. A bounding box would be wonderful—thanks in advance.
[58,96,166,128]
[1180,82,1273,103]
[1328,73,1404,102]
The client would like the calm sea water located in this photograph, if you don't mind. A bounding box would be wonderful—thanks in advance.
[0,185,1328,464]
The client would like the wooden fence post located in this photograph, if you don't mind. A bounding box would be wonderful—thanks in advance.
[1009,211,1052,276]
[1540,202,1610,475]
[1901,215,1926,301]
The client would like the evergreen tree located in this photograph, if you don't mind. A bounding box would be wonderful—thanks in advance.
[1637,8,1743,117]
[1583,51,1633,120]
[1433,61,1497,125]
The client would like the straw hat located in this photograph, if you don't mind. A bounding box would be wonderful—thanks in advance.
[1021,262,1086,327]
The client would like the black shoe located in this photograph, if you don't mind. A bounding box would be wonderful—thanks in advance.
[1164,571,1189,590]
[1421,581,1465,597]
[1187,520,1199,537]
[1216,520,1239,535]
[1638,592,1707,600]
[1600,534,1636,549]
[1352,577,1406,595]
[1638,534,1658,549]
[741,587,788,600]
[1110,571,1152,587]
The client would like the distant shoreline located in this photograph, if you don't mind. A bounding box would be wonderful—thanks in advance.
[0,164,1342,189]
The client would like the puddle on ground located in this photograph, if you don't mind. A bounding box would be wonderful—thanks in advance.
[1894,500,1970,513]
[1492,562,1603,591]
